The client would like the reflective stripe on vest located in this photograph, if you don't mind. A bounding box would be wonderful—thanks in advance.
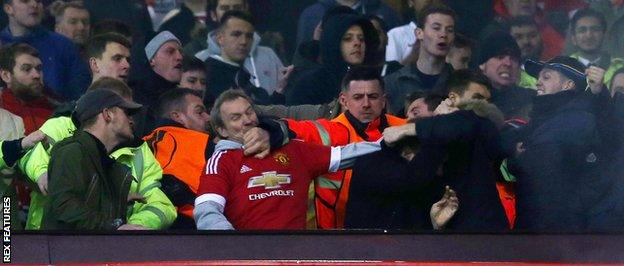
[143,205,168,225]
[306,120,335,229]
[133,149,144,193]
[325,114,406,228]
[139,182,161,196]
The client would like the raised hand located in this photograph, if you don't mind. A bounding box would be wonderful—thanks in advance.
[433,98,459,116]
[430,186,459,230]
[243,127,271,159]
[586,66,606,94]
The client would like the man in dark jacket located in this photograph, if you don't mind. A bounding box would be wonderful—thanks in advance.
[287,13,379,106]
[585,78,624,231]
[382,69,509,231]
[478,31,535,121]
[509,56,605,231]
[204,11,288,106]
[42,89,143,230]
[345,134,449,230]
[384,4,456,116]
[128,30,183,136]
[129,30,183,108]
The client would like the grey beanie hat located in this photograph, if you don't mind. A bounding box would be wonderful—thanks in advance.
[145,31,181,60]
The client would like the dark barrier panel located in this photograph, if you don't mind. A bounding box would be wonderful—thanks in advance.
[11,232,624,264]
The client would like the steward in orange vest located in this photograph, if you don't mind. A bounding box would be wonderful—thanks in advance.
[284,66,406,229]
[144,89,289,228]
[144,120,212,228]
[287,112,405,228]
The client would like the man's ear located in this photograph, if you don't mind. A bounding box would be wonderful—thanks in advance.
[415,27,423,41]
[479,63,486,71]
[448,91,459,106]
[216,31,225,47]
[89,57,99,74]
[0,69,12,85]
[563,79,576,91]
[149,58,156,68]
[215,126,229,139]
[170,111,183,124]
[339,92,347,110]
[3,4,13,17]
[102,108,112,123]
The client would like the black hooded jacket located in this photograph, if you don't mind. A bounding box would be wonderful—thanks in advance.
[296,0,401,45]
[286,14,379,106]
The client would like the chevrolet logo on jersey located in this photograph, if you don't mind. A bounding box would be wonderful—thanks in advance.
[247,171,291,189]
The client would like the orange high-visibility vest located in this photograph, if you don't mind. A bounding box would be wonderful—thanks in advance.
[144,126,210,218]
[287,113,406,228]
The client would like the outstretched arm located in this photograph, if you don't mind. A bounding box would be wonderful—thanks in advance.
[1,130,46,168]
[331,140,382,171]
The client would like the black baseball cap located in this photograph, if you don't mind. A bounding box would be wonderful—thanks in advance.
[525,56,587,90]
[72,90,142,127]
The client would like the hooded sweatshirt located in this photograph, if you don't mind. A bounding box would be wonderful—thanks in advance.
[296,0,401,45]
[196,31,284,95]
[286,14,380,106]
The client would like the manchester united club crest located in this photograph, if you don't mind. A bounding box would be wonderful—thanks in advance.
[273,152,290,166]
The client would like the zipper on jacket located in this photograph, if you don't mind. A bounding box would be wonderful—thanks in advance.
[116,170,133,225]
[85,173,98,203]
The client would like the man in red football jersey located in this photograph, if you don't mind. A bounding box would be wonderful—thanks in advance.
[194,89,381,230]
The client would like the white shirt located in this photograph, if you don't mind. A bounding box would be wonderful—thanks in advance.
[385,22,418,62]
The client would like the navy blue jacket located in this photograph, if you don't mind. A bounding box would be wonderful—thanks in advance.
[511,90,603,231]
